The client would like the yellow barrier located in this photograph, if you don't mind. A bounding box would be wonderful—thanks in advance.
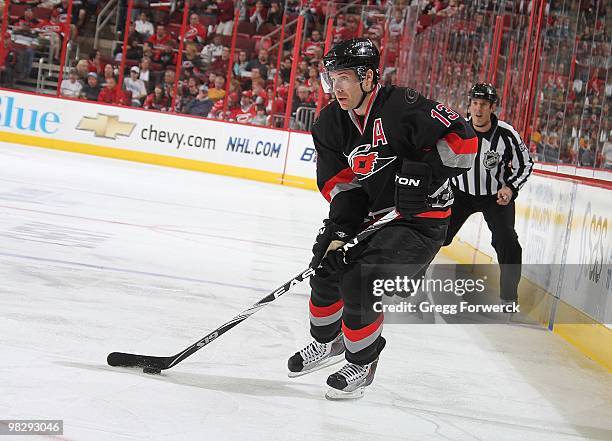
[0,130,285,186]
[441,238,612,372]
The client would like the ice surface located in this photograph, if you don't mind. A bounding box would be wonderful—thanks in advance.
[0,141,610,441]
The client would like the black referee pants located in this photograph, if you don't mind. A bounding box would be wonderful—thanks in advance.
[308,219,447,365]
[444,187,522,301]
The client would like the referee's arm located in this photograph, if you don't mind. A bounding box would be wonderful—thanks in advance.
[505,127,534,199]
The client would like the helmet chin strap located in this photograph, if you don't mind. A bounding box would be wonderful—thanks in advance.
[351,81,376,110]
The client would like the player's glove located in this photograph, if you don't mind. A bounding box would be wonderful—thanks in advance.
[394,159,432,217]
[310,220,355,275]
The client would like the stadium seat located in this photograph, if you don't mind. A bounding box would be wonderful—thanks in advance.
[33,7,52,21]
[256,23,277,36]
[237,21,256,35]
[220,35,232,46]
[199,15,218,27]
[169,11,183,24]
[236,36,255,55]
[168,23,182,38]
[9,4,28,21]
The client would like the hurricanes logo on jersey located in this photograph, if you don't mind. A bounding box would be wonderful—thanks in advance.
[348,144,396,180]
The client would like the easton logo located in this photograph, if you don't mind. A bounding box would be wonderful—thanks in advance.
[348,144,396,180]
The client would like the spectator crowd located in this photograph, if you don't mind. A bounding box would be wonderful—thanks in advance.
[1,0,609,168]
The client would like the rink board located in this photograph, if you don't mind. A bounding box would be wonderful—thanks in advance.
[442,174,612,371]
[1,88,609,370]
[0,89,294,186]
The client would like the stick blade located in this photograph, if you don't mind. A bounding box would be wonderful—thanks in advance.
[107,352,171,370]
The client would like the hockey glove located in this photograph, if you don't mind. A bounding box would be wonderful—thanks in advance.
[310,220,355,274]
[318,248,349,276]
[394,159,432,217]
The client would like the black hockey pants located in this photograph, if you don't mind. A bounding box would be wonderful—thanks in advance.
[308,219,447,365]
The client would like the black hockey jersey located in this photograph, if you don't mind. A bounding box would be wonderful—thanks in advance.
[311,84,478,229]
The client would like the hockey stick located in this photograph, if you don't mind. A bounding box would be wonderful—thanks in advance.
[107,210,399,373]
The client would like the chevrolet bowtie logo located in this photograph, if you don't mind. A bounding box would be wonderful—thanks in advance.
[76,114,136,139]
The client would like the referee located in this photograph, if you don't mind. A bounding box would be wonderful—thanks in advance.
[446,83,533,306]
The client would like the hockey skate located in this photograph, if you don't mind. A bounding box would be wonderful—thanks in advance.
[325,359,379,400]
[287,333,345,378]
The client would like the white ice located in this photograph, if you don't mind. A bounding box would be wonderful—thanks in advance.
[0,141,610,441]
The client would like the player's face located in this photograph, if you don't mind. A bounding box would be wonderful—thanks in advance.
[469,98,495,128]
[328,69,363,110]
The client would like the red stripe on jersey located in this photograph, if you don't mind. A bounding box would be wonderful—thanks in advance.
[342,313,384,342]
[309,299,344,318]
[415,208,452,219]
[321,167,355,202]
[444,132,478,154]
[350,84,380,135]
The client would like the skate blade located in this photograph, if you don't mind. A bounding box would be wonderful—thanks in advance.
[325,386,365,400]
[288,354,344,378]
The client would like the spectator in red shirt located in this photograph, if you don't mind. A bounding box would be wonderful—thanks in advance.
[266,87,285,116]
[100,63,117,87]
[303,29,323,58]
[292,85,315,115]
[144,84,170,111]
[588,67,604,97]
[209,91,239,119]
[304,64,320,90]
[33,10,64,60]
[209,46,230,75]
[148,24,173,47]
[185,14,208,44]
[98,76,130,105]
[334,15,358,42]
[251,82,268,106]
[229,90,257,123]
[87,50,103,73]
[15,8,39,31]
[148,24,176,66]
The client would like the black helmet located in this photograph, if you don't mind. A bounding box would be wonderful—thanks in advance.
[469,83,499,105]
[322,38,380,89]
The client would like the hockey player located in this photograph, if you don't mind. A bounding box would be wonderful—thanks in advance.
[287,38,478,399]
[446,83,533,306]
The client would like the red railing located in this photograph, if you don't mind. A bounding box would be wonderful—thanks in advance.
[397,0,611,176]
[1,0,609,177]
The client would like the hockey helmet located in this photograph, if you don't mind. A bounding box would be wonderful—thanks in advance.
[321,38,380,94]
[468,83,499,105]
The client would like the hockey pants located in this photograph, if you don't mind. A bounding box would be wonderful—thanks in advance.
[308,219,447,365]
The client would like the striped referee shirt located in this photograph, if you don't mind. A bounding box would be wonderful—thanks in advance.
[451,114,533,196]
